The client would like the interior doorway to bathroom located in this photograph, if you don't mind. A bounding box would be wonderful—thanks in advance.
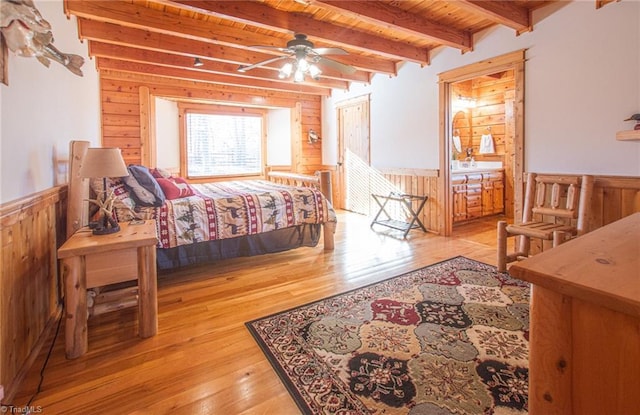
[437,50,526,236]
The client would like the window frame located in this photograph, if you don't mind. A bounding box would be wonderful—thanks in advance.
[178,103,267,182]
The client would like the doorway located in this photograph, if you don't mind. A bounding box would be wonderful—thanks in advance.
[335,95,371,215]
[438,50,526,236]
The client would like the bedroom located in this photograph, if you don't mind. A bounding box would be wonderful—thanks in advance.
[1,0,639,413]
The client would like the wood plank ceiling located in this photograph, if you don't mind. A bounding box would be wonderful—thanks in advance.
[64,0,571,97]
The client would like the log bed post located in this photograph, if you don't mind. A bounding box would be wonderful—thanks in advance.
[316,170,333,205]
[266,169,336,251]
[67,140,90,238]
[317,170,335,250]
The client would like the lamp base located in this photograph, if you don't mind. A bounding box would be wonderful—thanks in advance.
[93,225,121,235]
[90,215,121,235]
[92,223,121,235]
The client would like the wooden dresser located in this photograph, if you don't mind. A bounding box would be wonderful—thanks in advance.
[509,213,640,415]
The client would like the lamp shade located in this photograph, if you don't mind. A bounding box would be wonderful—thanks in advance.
[78,147,129,178]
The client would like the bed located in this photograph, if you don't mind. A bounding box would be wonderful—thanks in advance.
[66,141,336,272]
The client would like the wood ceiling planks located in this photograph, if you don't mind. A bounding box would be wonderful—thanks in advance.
[64,0,594,95]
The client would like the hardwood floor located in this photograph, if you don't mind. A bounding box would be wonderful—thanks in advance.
[13,211,504,414]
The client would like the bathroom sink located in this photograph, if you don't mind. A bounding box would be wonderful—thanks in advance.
[451,161,503,173]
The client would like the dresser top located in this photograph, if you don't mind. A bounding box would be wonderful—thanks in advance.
[509,213,640,318]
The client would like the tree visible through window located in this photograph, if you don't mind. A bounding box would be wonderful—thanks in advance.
[186,112,263,178]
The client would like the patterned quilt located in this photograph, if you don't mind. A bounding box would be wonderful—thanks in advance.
[148,180,336,249]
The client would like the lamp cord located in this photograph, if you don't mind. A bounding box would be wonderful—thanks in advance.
[0,309,64,414]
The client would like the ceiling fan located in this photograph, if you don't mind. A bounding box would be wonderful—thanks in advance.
[237,34,356,82]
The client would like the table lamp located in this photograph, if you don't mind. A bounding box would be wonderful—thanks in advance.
[78,147,129,235]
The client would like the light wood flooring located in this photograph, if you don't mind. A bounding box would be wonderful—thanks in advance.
[13,211,505,414]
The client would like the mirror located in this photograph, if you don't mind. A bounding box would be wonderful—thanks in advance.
[451,111,470,159]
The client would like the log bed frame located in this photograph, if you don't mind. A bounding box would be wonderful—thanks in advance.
[66,140,336,250]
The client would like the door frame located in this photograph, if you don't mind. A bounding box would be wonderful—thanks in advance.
[437,49,526,236]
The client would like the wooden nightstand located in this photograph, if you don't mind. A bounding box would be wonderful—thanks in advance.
[58,220,159,359]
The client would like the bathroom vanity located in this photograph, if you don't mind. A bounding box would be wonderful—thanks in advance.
[452,167,504,223]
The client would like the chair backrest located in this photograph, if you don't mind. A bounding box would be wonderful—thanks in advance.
[521,173,594,235]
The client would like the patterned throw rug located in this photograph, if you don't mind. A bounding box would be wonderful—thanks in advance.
[246,256,530,414]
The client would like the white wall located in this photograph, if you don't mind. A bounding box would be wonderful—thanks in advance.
[266,108,292,166]
[323,1,640,176]
[155,98,180,170]
[0,0,99,204]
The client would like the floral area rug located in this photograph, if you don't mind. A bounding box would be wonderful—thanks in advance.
[246,256,530,414]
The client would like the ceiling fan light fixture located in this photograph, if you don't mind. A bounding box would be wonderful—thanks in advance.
[308,64,322,80]
[241,33,354,82]
[193,57,204,67]
[297,58,309,72]
[279,62,293,79]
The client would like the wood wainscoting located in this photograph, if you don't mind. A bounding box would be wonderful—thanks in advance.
[523,174,640,254]
[0,187,66,402]
[375,168,441,234]
[366,170,639,239]
[0,173,637,402]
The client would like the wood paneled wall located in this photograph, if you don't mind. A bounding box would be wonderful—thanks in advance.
[374,168,441,233]
[590,176,640,228]
[450,70,515,163]
[521,174,640,254]
[470,70,515,162]
[368,170,640,237]
[0,187,65,401]
[99,70,323,174]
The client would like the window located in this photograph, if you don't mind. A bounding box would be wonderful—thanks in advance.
[185,111,263,178]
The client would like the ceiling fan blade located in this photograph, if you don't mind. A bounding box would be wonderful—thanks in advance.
[248,45,291,53]
[237,55,289,72]
[318,56,357,74]
[312,47,348,56]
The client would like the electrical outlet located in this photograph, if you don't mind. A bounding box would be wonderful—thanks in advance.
[0,384,4,401]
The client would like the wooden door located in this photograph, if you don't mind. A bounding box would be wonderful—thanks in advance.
[452,183,467,222]
[493,180,505,214]
[481,180,494,216]
[337,96,370,214]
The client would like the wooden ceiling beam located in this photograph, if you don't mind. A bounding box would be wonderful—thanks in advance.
[77,19,372,83]
[89,42,350,90]
[309,0,472,52]
[66,1,397,75]
[596,0,620,8]
[100,69,317,107]
[164,0,429,64]
[96,57,333,96]
[457,0,531,33]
